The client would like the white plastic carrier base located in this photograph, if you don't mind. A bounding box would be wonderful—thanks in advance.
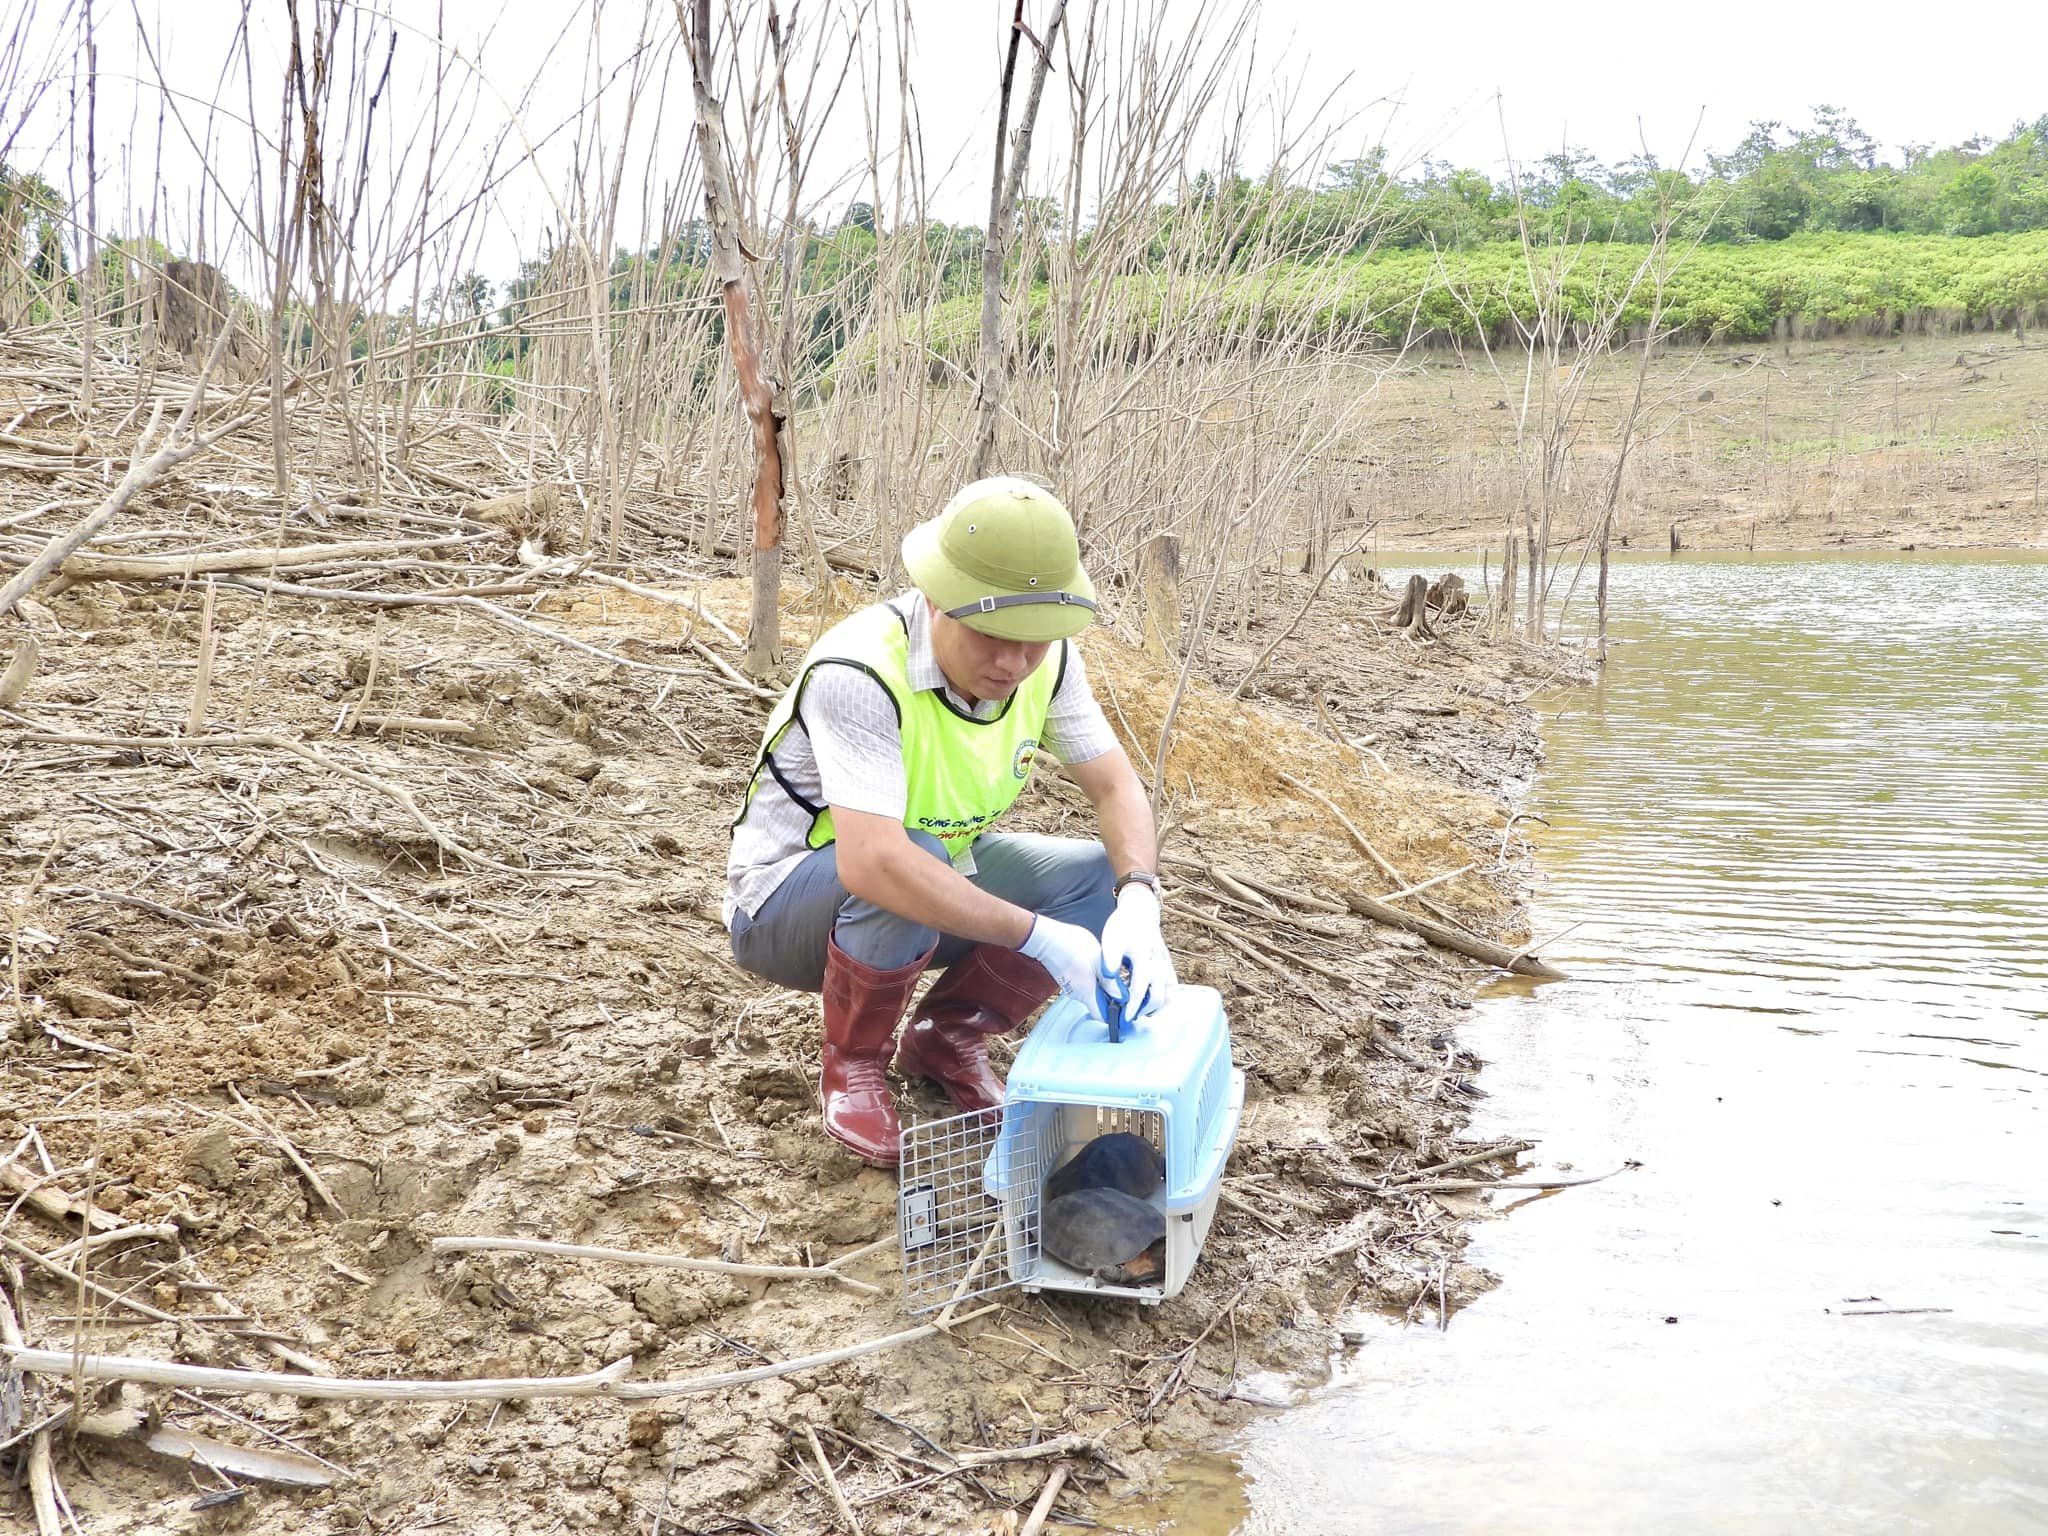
[898,984,1244,1313]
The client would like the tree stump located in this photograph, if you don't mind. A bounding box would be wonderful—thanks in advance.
[1426,572,1468,619]
[142,260,258,381]
[1388,573,1435,640]
[1138,534,1182,662]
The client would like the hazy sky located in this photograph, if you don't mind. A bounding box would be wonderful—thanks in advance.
[8,0,2043,293]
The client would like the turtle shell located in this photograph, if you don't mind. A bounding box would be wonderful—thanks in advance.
[1045,1132,1165,1203]
[1041,1187,1167,1273]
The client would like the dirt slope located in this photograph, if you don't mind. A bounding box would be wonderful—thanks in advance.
[3,400,1562,1534]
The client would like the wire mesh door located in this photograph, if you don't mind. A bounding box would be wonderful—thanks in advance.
[898,1105,1038,1314]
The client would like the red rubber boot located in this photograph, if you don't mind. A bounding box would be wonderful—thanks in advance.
[819,935,932,1166]
[895,944,1058,1113]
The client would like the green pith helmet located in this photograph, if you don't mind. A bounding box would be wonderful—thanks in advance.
[901,476,1097,642]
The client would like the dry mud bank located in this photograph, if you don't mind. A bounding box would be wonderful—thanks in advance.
[1360,333,2048,553]
[3,426,1568,1533]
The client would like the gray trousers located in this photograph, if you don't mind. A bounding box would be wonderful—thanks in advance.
[729,830,1115,992]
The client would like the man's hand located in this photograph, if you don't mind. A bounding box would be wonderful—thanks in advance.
[1020,916,1109,1020]
[1099,880,1176,1021]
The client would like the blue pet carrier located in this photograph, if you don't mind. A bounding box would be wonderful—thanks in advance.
[899,984,1244,1310]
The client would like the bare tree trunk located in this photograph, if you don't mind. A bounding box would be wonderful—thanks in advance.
[79,11,99,414]
[766,0,830,597]
[680,0,784,680]
[968,0,1067,480]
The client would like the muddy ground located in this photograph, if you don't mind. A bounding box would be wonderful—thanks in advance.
[1,424,1570,1533]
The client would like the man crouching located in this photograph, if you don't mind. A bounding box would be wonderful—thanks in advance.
[724,477,1176,1164]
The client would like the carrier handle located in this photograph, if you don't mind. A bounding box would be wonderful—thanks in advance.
[1099,963,1129,1042]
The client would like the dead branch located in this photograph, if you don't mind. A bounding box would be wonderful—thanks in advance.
[805,1421,864,1535]
[4,1302,1006,1403]
[428,1235,883,1295]
[226,1084,347,1217]
[1342,888,1566,981]
[0,1264,63,1536]
[0,360,266,621]
[46,533,487,582]
[950,1432,1100,1471]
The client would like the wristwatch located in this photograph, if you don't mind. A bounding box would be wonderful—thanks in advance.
[1113,870,1160,897]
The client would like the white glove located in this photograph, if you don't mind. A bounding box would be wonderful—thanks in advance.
[1019,915,1109,1021]
[1099,880,1177,1023]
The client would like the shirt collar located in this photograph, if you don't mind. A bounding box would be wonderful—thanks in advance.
[890,591,1003,719]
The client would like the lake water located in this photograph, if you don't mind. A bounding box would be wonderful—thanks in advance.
[1165,552,2048,1535]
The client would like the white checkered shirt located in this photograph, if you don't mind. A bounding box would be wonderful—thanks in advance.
[723,591,1119,924]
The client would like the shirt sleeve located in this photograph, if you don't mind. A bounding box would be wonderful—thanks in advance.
[1040,642,1119,766]
[801,664,910,820]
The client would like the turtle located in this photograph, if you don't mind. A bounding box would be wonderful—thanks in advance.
[1041,1187,1167,1280]
[1044,1132,1165,1203]
[1094,1237,1167,1288]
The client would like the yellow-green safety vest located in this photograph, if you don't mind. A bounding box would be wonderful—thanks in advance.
[736,601,1065,858]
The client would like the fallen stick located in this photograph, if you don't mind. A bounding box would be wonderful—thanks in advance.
[227,1084,347,1218]
[0,1345,635,1402]
[1342,889,1566,981]
[186,577,216,741]
[1170,904,1358,990]
[1274,772,1471,932]
[44,1222,181,1266]
[0,1264,64,1536]
[949,1432,1100,1471]
[1216,1187,1286,1234]
[39,1019,130,1057]
[54,534,487,582]
[4,1303,1005,1403]
[0,1163,126,1235]
[42,885,239,932]
[298,842,479,951]
[69,930,210,984]
[1404,1175,1607,1194]
[346,714,478,739]
[429,1235,883,1296]
[0,354,268,622]
[1342,1164,1635,1196]
[1375,862,1477,906]
[1378,1140,1533,1187]
[805,1421,864,1535]
[1219,866,1348,916]
[1146,1281,1253,1415]
[0,430,87,457]
[0,1233,185,1325]
[1020,1463,1071,1536]
[1276,771,1406,886]
[933,1228,1002,1331]
[820,1234,897,1272]
[608,1304,1003,1400]
[216,576,776,701]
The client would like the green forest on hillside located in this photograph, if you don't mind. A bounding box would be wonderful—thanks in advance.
[8,107,2047,363]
